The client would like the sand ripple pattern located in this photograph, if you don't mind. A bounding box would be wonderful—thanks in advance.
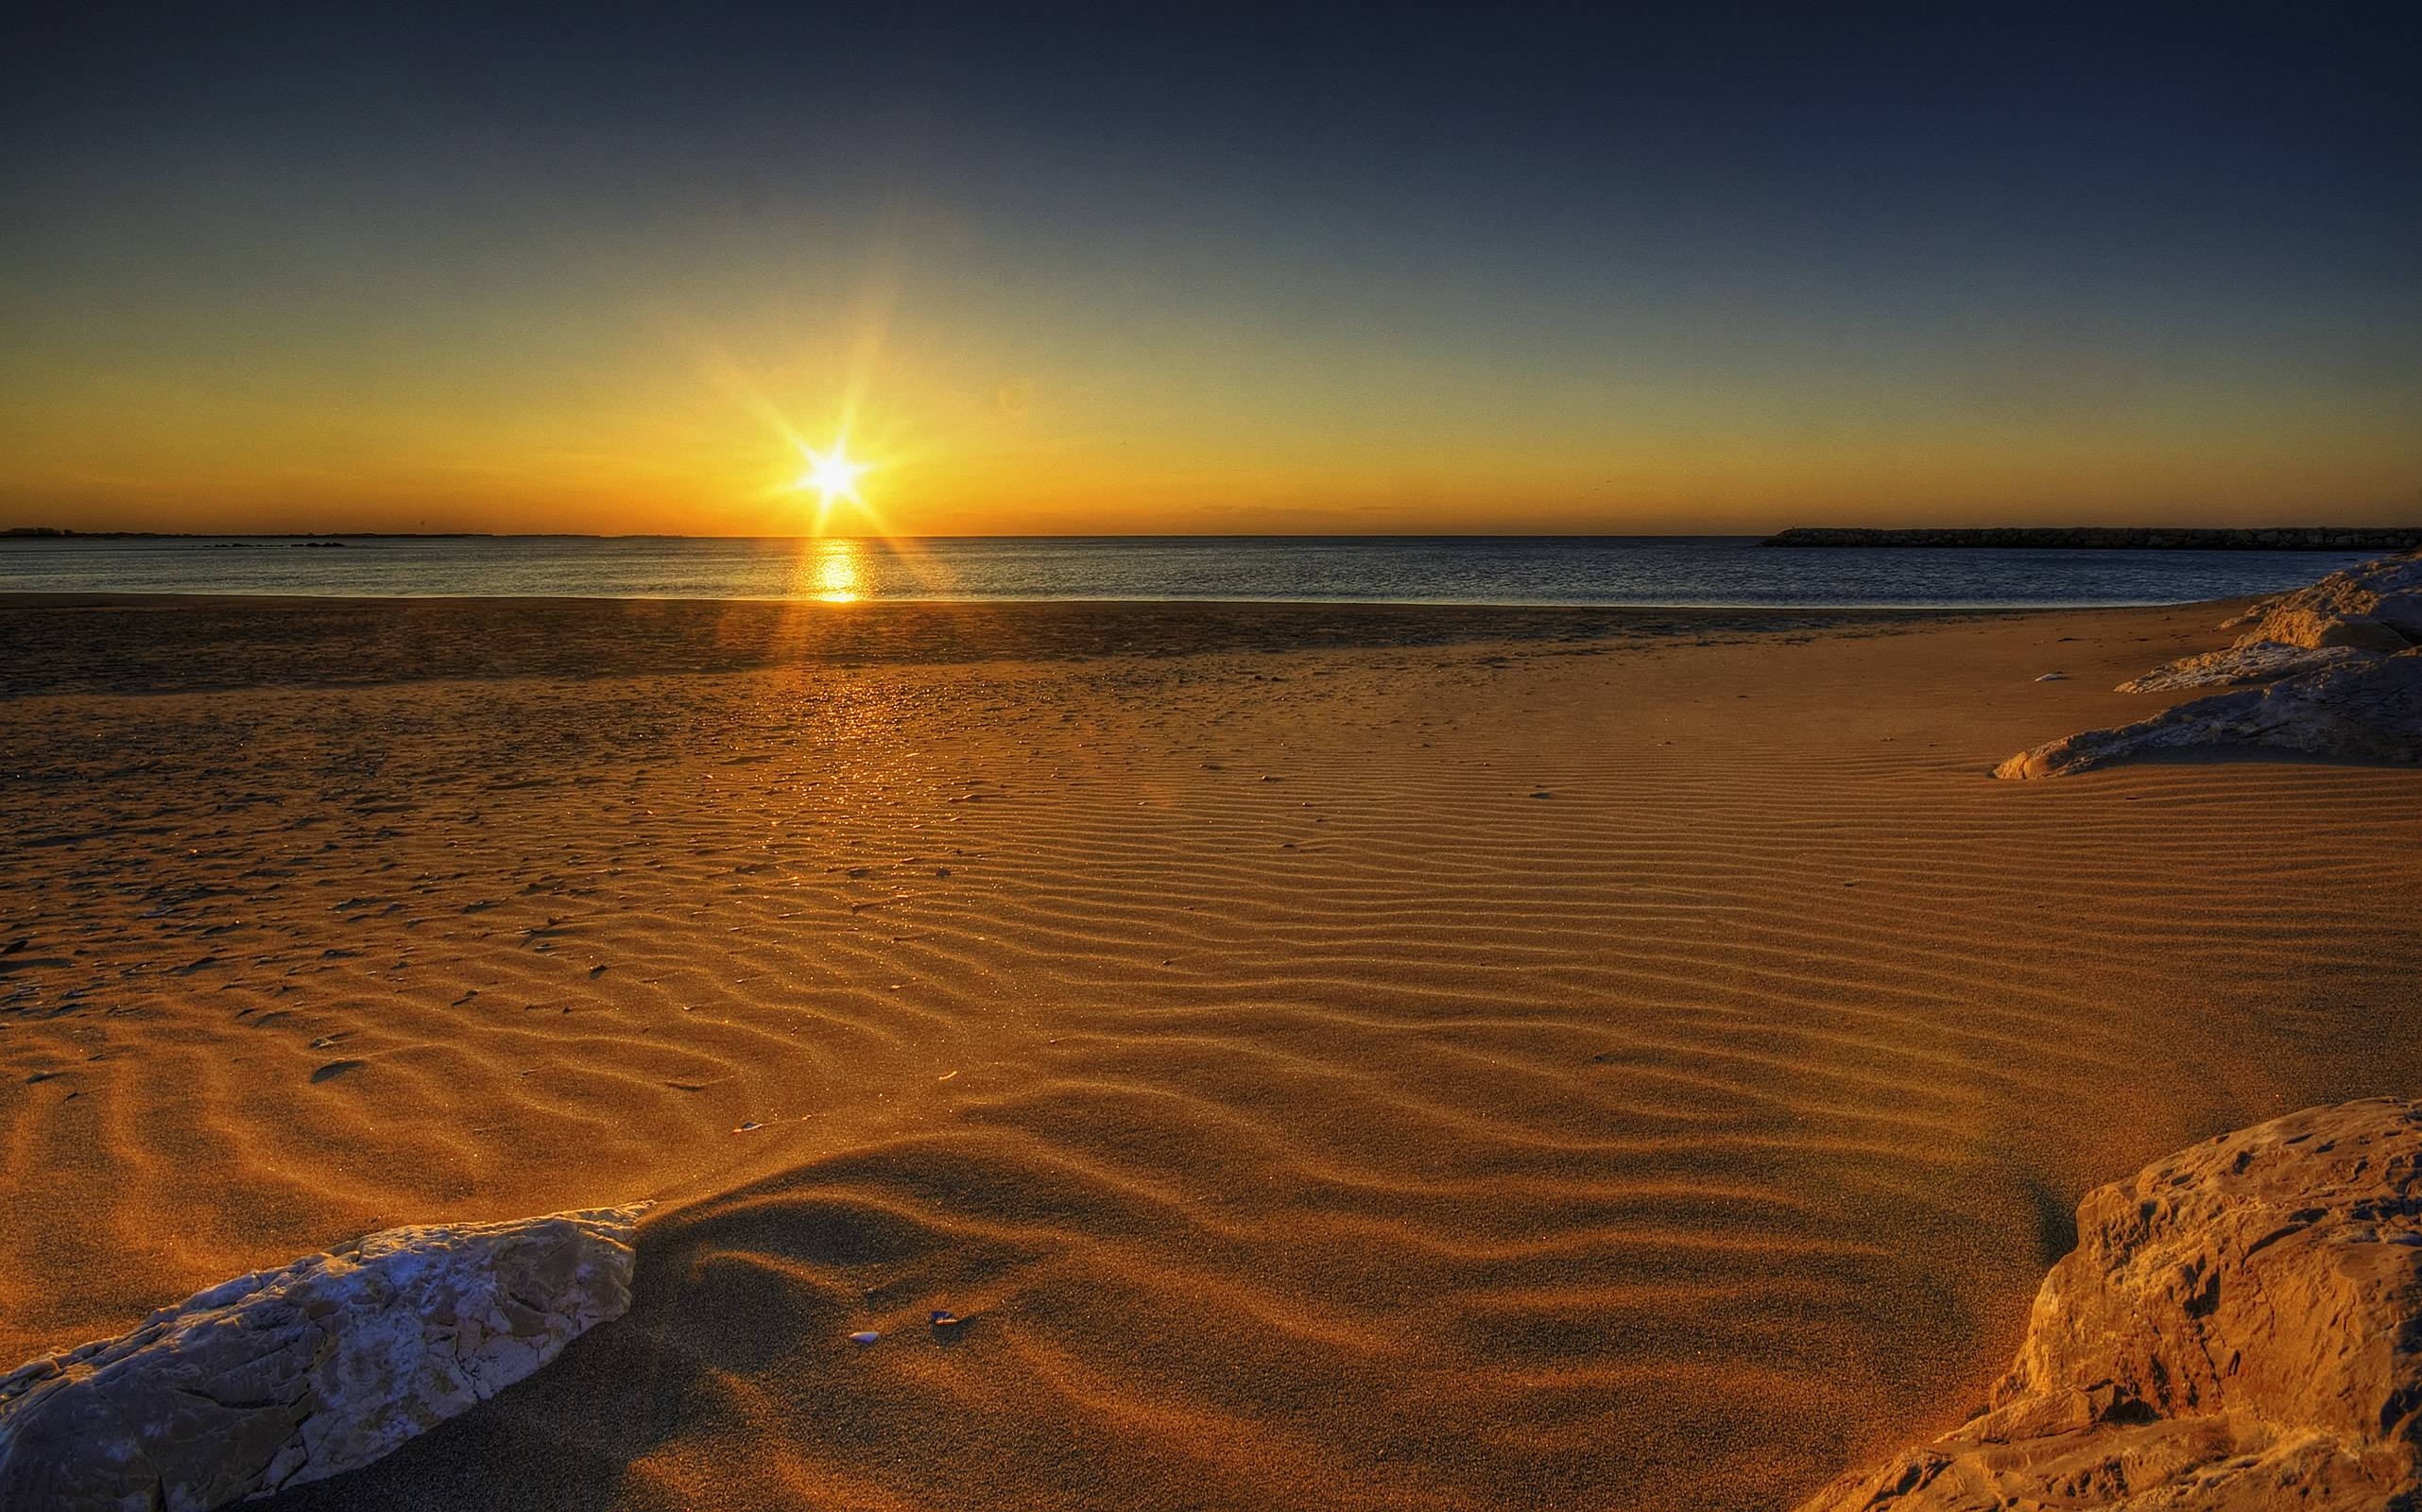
[3,598,2418,1510]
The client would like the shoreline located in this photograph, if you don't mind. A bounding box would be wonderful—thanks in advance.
[2,595,2021,700]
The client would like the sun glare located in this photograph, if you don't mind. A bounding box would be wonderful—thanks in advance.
[797,536,863,601]
[796,440,871,510]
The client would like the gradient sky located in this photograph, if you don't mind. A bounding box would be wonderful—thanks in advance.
[4,4,2418,535]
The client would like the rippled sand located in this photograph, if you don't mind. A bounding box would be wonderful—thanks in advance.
[3,596,2417,1510]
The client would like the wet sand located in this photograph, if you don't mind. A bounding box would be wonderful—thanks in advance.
[3,594,2418,1510]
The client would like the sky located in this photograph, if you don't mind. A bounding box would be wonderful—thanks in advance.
[3,4,2418,536]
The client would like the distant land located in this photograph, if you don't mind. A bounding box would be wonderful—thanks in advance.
[4,528,476,540]
[1764,526,2422,550]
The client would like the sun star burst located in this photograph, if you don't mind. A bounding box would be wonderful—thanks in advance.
[796,440,871,509]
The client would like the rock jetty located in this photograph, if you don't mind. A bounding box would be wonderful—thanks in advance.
[1765,526,2422,550]
[0,1205,643,1510]
[1796,1097,2422,1511]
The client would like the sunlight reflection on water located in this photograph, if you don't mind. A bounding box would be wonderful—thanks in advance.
[0,537,2371,608]
[795,538,863,602]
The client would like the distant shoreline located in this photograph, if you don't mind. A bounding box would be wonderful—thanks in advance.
[1764,525,2422,550]
[5,529,486,541]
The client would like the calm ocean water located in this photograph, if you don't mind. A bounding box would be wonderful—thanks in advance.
[0,536,2362,608]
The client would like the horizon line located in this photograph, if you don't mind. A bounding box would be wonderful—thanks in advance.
[9,525,2420,543]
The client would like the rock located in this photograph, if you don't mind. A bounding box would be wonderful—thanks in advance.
[2233,607,2415,653]
[2117,640,2376,692]
[1795,1097,2422,1511]
[2035,551,2422,768]
[0,1206,642,1510]
[1998,647,2422,778]
[2218,550,2422,651]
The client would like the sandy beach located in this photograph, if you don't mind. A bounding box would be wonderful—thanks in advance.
[4,594,2418,1511]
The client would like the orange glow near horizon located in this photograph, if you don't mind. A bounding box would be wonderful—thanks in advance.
[5,284,2419,539]
[5,318,2418,538]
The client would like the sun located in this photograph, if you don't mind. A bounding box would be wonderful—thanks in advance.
[795,440,871,509]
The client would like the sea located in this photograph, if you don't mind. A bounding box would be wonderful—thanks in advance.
[0,535,2361,609]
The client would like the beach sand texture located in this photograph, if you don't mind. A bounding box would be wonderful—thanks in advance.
[4,596,2418,1511]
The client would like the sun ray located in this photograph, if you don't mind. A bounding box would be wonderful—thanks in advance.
[796,439,871,511]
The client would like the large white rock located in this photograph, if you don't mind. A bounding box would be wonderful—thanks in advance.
[2218,550,2422,653]
[1797,1098,2422,1511]
[2000,647,2422,778]
[2115,640,2374,693]
[0,1206,642,1510]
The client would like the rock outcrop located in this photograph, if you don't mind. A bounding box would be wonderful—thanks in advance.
[1797,1097,2422,1511]
[2000,647,2422,778]
[2116,550,2422,693]
[2115,640,2372,692]
[2227,609,2413,654]
[2220,551,2422,649]
[0,1205,643,1511]
[2000,551,2422,776]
